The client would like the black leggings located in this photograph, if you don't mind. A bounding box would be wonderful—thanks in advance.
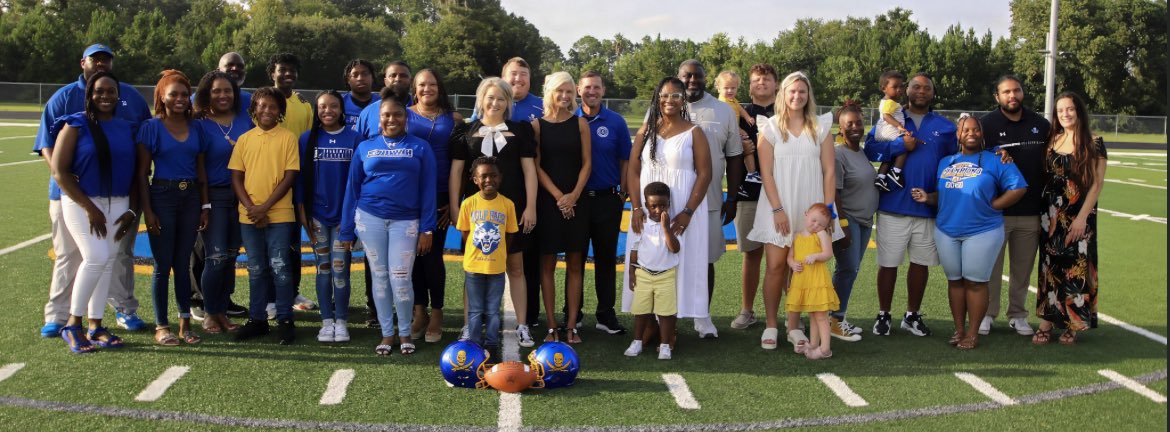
[412,227,449,309]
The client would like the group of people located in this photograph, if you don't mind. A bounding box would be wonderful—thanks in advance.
[34,42,1105,359]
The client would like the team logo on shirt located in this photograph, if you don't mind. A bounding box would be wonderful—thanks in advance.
[940,161,983,189]
[1031,127,1040,134]
[473,221,502,255]
[368,148,413,158]
[316,147,354,162]
[597,126,609,138]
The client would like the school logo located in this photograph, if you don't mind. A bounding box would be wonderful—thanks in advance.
[597,126,610,138]
[940,161,983,189]
[1000,132,1007,137]
[448,350,473,371]
[473,221,502,255]
[1031,127,1040,134]
[121,100,127,106]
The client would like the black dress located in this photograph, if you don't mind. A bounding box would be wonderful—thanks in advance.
[451,119,536,253]
[536,116,590,254]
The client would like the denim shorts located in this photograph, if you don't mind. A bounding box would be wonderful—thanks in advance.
[934,225,1005,283]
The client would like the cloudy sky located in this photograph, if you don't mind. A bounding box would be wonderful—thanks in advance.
[497,0,1016,52]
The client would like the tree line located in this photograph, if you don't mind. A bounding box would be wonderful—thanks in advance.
[0,0,1164,115]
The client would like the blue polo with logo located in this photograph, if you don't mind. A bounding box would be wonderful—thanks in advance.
[864,111,958,218]
[575,106,631,191]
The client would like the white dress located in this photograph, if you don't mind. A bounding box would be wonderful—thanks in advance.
[622,127,710,318]
[748,113,844,247]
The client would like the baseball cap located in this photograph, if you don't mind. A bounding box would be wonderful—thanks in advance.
[82,44,115,59]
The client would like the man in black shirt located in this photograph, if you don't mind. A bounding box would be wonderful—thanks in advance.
[978,75,1051,337]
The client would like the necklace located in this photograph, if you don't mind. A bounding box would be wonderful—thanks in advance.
[215,119,233,142]
[414,105,440,121]
[382,133,406,149]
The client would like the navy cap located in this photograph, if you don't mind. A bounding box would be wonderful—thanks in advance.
[82,44,114,59]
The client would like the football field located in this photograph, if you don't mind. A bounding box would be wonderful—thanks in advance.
[0,122,1165,431]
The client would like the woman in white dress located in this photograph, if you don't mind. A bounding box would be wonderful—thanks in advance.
[748,71,843,352]
[624,77,713,343]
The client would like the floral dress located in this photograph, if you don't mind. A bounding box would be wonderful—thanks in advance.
[1037,137,1106,331]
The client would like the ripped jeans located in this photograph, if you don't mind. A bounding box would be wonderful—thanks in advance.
[311,219,351,321]
[354,208,418,338]
[240,222,297,322]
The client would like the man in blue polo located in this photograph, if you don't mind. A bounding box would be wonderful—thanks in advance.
[34,43,151,337]
[863,73,957,338]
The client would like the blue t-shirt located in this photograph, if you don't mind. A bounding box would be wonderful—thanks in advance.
[575,106,632,191]
[864,112,958,218]
[35,74,151,200]
[934,151,1028,238]
[344,92,380,131]
[53,113,136,198]
[405,109,454,196]
[197,112,253,187]
[138,118,208,180]
[298,127,361,227]
[470,92,544,123]
[339,133,438,241]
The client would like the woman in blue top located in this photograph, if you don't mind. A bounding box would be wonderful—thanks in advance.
[51,71,139,353]
[136,70,210,347]
[911,114,1026,350]
[339,98,437,356]
[298,90,361,344]
[193,70,253,334]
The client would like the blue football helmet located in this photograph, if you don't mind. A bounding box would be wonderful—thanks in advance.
[440,340,490,389]
[528,341,579,388]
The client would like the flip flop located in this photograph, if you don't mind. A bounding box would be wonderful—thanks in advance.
[87,326,124,348]
[375,344,393,356]
[62,325,96,354]
[567,329,582,344]
[761,327,778,350]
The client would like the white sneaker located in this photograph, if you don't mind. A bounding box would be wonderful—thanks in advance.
[730,311,757,329]
[624,340,643,357]
[1009,317,1035,336]
[294,294,318,311]
[841,318,863,335]
[696,317,718,339]
[458,325,470,341]
[266,303,276,320]
[517,325,534,348]
[978,316,993,335]
[333,320,350,342]
[657,344,672,360]
[317,319,336,342]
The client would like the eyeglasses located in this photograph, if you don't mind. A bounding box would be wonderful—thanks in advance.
[658,92,684,101]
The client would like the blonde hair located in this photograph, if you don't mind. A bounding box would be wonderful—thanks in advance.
[474,77,513,122]
[541,71,578,115]
[774,71,818,142]
[714,70,740,88]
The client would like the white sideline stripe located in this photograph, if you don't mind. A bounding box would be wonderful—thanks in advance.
[319,369,355,405]
[0,123,37,127]
[497,279,522,432]
[0,233,51,256]
[0,159,39,167]
[1007,276,1168,345]
[1105,178,1166,189]
[662,373,701,410]
[1097,208,1167,224]
[1110,152,1167,158]
[0,363,26,382]
[816,373,868,407]
[134,366,189,402]
[0,135,35,141]
[1098,369,1168,403]
[954,372,1017,405]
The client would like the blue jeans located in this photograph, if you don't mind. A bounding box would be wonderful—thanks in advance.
[354,208,418,338]
[831,215,873,320]
[466,272,505,347]
[311,219,351,321]
[147,182,200,327]
[240,222,297,321]
[201,187,240,315]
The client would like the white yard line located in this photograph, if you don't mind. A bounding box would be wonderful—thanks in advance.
[0,135,34,141]
[134,366,189,402]
[1104,178,1166,189]
[0,363,26,382]
[1007,276,1168,345]
[816,373,868,407]
[497,280,522,432]
[0,233,51,256]
[1098,369,1167,403]
[1110,152,1166,158]
[1097,208,1167,224]
[954,372,1017,405]
[662,373,701,410]
[0,123,37,127]
[0,159,39,168]
[319,369,355,405]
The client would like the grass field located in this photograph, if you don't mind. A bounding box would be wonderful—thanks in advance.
[0,128,1165,431]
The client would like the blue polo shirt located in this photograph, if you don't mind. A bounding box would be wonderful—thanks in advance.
[934,151,1028,238]
[864,111,958,218]
[575,106,631,191]
[299,127,361,227]
[470,92,544,123]
[197,112,254,187]
[406,109,454,195]
[138,118,208,180]
[53,113,136,198]
[343,92,380,131]
[35,74,151,200]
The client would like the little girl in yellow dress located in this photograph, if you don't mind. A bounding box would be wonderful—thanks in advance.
[786,203,840,359]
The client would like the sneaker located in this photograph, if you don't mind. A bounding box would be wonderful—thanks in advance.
[874,175,891,192]
[887,169,905,189]
[190,305,206,322]
[226,301,248,317]
[234,319,270,341]
[293,294,318,311]
[695,317,718,339]
[978,316,993,335]
[872,311,892,336]
[900,312,932,336]
[829,317,862,342]
[744,171,762,184]
[116,312,147,331]
[1009,317,1035,336]
[624,340,643,357]
[333,320,350,342]
[517,325,535,347]
[839,318,863,335]
[595,317,627,335]
[277,319,296,345]
[657,344,672,360]
[459,325,470,341]
[317,319,335,343]
[730,310,757,329]
[266,303,276,320]
[40,322,64,338]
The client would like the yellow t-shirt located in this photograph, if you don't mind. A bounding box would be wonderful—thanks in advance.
[879,98,900,115]
[281,92,314,137]
[456,192,518,275]
[227,126,300,224]
[718,94,748,118]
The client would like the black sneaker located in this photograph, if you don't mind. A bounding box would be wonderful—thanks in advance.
[872,312,892,336]
[226,301,248,317]
[887,169,905,190]
[234,319,270,341]
[874,175,892,192]
[595,317,627,335]
[277,319,296,345]
[900,312,932,336]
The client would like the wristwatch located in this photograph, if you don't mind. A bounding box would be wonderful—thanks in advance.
[681,207,695,216]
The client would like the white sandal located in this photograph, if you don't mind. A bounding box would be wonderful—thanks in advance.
[788,330,809,354]
[761,327,778,350]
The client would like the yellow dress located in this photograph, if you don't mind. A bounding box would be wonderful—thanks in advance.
[786,233,840,313]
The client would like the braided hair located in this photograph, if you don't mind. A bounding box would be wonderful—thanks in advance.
[302,90,346,223]
[641,77,689,166]
[84,71,119,200]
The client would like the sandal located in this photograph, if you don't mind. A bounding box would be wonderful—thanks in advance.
[424,331,442,343]
[154,328,180,347]
[400,342,416,355]
[202,320,224,334]
[567,328,582,344]
[180,329,202,345]
[761,327,778,350]
[949,331,963,346]
[788,330,808,354]
[375,344,392,356]
[62,325,96,354]
[1058,330,1077,345]
[544,328,558,342]
[1032,328,1053,345]
[957,335,978,350]
[87,326,124,348]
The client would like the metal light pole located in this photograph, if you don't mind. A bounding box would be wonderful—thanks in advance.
[1042,0,1060,121]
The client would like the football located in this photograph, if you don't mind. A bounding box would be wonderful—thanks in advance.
[484,361,537,393]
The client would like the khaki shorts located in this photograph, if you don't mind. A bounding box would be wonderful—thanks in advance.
[875,212,939,268]
[734,201,764,253]
[708,209,725,263]
[631,267,678,316]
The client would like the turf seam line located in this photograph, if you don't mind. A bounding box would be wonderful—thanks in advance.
[320,369,356,406]
[661,373,700,410]
[0,159,39,167]
[0,363,25,382]
[1008,276,1169,345]
[0,135,35,140]
[498,278,522,432]
[0,233,51,256]
[1097,369,1167,403]
[816,373,868,407]
[134,366,189,402]
[1104,178,1167,189]
[953,372,1017,405]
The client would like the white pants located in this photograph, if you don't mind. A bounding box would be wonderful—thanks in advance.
[61,195,128,320]
[45,200,82,324]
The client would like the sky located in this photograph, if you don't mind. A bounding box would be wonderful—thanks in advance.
[497,0,1016,53]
